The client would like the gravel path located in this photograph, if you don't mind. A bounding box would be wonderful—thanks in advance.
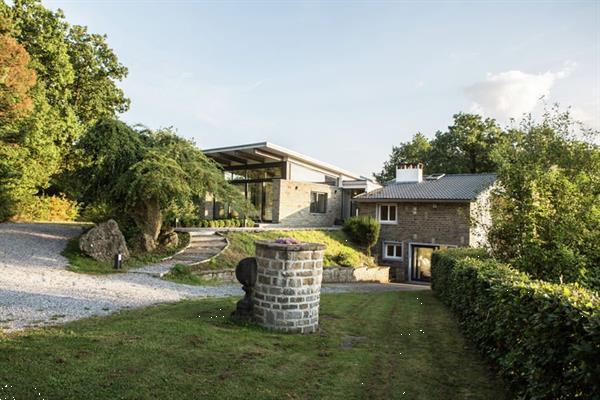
[0,223,427,332]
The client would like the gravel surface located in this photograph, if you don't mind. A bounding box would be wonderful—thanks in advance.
[0,223,428,332]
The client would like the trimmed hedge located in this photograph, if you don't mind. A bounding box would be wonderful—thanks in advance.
[431,249,599,399]
[343,216,380,256]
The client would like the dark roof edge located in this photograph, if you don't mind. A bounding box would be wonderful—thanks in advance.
[353,198,474,203]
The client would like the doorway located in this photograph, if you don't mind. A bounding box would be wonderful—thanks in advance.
[410,245,438,282]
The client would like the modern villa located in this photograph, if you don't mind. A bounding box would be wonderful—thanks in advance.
[202,142,380,226]
[203,143,496,283]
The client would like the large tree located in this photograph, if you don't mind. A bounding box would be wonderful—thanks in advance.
[373,113,505,183]
[0,0,129,220]
[489,108,600,289]
[74,119,251,251]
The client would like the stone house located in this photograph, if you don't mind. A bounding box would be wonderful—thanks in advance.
[203,142,380,227]
[352,164,496,282]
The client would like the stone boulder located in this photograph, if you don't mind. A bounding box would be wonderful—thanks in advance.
[79,219,130,262]
[159,229,179,248]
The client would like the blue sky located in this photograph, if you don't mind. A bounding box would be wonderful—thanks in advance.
[46,0,599,177]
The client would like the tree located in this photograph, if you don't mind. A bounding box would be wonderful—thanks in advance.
[74,119,252,251]
[0,0,129,220]
[373,113,505,183]
[373,133,431,184]
[428,113,504,174]
[489,108,600,289]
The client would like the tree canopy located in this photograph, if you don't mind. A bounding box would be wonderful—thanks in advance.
[373,113,504,183]
[0,0,129,220]
[73,119,251,251]
[489,108,600,289]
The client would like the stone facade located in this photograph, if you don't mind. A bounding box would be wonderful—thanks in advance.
[253,241,325,333]
[356,201,472,281]
[272,180,342,227]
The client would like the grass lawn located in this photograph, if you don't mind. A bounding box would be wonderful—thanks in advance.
[62,232,190,274]
[0,291,507,400]
[204,230,375,271]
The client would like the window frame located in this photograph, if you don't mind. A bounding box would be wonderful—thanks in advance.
[310,191,328,214]
[377,203,398,224]
[382,241,403,260]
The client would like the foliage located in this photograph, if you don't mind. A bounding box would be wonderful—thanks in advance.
[62,232,190,274]
[0,31,36,122]
[72,119,252,251]
[0,292,507,399]
[373,132,430,183]
[431,249,600,399]
[13,193,78,221]
[343,216,380,256]
[204,229,375,270]
[0,0,128,221]
[489,108,600,289]
[374,113,504,183]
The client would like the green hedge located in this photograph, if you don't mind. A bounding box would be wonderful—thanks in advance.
[431,249,600,399]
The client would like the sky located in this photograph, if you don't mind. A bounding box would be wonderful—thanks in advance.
[46,0,600,177]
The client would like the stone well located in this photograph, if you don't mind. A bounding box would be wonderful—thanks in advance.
[253,240,325,333]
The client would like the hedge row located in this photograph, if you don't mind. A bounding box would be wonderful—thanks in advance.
[179,218,254,228]
[431,249,599,399]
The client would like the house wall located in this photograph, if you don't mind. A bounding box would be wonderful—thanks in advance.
[273,180,342,227]
[355,201,471,281]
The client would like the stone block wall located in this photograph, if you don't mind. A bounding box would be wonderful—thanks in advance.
[272,180,342,227]
[253,241,325,333]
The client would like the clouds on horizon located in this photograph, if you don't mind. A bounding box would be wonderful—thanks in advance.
[465,62,577,122]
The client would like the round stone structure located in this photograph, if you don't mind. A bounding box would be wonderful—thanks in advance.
[253,240,325,333]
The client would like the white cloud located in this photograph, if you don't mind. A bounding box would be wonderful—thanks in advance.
[465,62,576,120]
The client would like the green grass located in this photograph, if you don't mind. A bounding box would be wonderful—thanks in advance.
[62,232,190,274]
[205,230,375,270]
[163,264,223,286]
[0,291,507,400]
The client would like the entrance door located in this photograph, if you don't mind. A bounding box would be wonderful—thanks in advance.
[411,245,437,282]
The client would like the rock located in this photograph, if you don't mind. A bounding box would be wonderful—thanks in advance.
[159,230,179,248]
[79,219,130,262]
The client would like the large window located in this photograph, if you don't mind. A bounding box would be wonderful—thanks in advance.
[378,204,397,223]
[310,192,328,213]
[383,241,403,260]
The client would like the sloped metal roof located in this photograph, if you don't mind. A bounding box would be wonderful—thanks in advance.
[354,173,497,202]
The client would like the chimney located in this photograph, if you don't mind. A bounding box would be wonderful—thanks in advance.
[395,163,423,183]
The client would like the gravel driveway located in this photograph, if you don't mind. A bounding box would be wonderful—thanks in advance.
[0,223,427,332]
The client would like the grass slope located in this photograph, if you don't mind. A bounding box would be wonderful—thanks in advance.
[62,232,190,274]
[206,230,375,270]
[0,291,507,400]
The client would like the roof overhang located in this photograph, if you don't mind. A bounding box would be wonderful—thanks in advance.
[352,197,473,203]
[203,141,362,180]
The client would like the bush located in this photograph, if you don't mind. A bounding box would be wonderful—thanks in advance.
[343,216,380,256]
[431,249,600,399]
[14,194,79,221]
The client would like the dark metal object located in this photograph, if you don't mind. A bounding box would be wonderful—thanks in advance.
[231,257,257,320]
[114,253,123,269]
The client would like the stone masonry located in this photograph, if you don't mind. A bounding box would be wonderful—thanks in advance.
[253,240,325,333]
[272,180,342,227]
[356,202,471,281]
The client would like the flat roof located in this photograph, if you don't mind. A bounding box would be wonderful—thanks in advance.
[203,141,362,180]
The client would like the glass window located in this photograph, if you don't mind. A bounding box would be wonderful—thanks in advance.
[383,242,403,259]
[310,192,327,213]
[379,204,396,223]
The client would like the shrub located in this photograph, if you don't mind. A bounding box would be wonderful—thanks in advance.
[431,249,600,399]
[343,216,380,256]
[14,194,79,221]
